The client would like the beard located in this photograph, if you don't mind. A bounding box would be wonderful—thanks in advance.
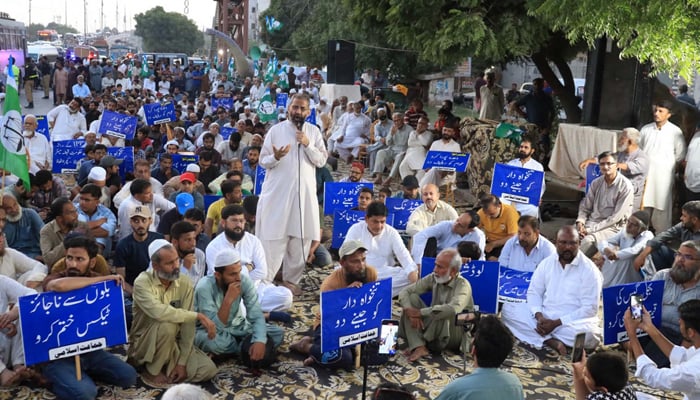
[519,239,534,249]
[224,227,245,242]
[345,268,367,285]
[669,262,700,285]
[558,250,576,264]
[291,114,305,127]
[178,248,195,257]
[156,268,180,282]
[434,272,452,284]
[66,267,84,277]
[517,151,531,160]
[6,208,22,223]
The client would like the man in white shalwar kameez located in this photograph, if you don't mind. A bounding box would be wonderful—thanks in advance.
[639,101,687,233]
[512,226,603,354]
[399,116,433,180]
[420,121,462,190]
[502,137,544,218]
[256,94,328,294]
[597,210,654,288]
[335,102,371,163]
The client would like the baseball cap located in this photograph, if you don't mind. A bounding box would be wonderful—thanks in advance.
[100,155,124,168]
[175,193,194,215]
[148,239,171,259]
[179,172,196,183]
[186,164,200,173]
[401,175,419,190]
[339,240,367,259]
[87,166,106,181]
[128,203,152,219]
[214,249,241,268]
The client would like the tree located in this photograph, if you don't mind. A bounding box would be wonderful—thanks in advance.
[134,6,203,55]
[27,22,78,41]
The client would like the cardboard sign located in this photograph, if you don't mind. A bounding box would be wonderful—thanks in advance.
[211,96,234,111]
[602,280,664,345]
[420,258,500,314]
[143,102,177,126]
[323,182,373,216]
[171,154,199,174]
[98,111,138,140]
[422,151,470,172]
[490,163,544,205]
[497,266,533,303]
[52,140,85,173]
[220,126,237,140]
[385,198,423,231]
[276,93,288,108]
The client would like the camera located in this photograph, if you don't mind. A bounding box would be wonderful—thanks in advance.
[455,305,481,334]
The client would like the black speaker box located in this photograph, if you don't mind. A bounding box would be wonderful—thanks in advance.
[327,40,355,85]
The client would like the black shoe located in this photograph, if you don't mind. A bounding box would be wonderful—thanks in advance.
[26,103,34,109]
[42,96,49,99]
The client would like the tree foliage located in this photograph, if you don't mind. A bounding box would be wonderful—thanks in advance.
[134,6,203,55]
[529,0,700,80]
[27,22,78,41]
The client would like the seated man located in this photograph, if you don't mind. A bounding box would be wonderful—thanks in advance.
[598,210,654,287]
[436,316,523,399]
[339,162,370,183]
[499,216,556,337]
[373,112,411,186]
[205,180,244,237]
[75,184,117,254]
[158,193,195,241]
[335,102,371,163]
[412,211,486,271]
[205,205,293,313]
[624,299,700,400]
[405,184,458,236]
[289,240,377,368]
[477,194,518,260]
[639,240,700,367]
[399,116,433,181]
[419,120,462,190]
[163,164,206,199]
[183,208,210,253]
[634,200,700,271]
[576,151,634,257]
[345,201,418,296]
[0,275,37,387]
[399,248,473,362]
[128,239,218,384]
[0,226,47,287]
[393,175,421,200]
[194,249,283,365]
[514,226,602,354]
[502,136,545,217]
[169,221,207,287]
[117,179,174,240]
[1,192,44,260]
[113,159,164,209]
[351,187,373,212]
[42,236,137,399]
[40,197,88,269]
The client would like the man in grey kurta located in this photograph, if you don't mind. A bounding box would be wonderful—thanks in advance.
[373,112,412,185]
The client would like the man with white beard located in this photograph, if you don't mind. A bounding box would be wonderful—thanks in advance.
[597,210,654,287]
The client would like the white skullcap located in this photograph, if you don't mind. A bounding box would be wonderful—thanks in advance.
[88,166,106,181]
[214,249,241,268]
[148,239,171,259]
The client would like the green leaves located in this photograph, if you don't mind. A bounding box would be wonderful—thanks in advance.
[134,6,204,55]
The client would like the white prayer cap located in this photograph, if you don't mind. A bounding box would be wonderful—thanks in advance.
[164,139,179,149]
[88,166,106,181]
[148,239,171,259]
[186,164,200,173]
[214,249,241,268]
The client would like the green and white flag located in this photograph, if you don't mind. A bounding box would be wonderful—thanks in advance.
[0,59,30,188]
[257,89,277,123]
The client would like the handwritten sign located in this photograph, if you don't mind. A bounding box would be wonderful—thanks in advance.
[323,182,374,215]
[18,280,128,366]
[385,198,423,231]
[422,151,470,172]
[143,102,176,126]
[320,278,392,353]
[498,266,533,303]
[332,210,365,249]
[490,163,544,206]
[23,115,50,141]
[171,154,198,174]
[107,146,134,181]
[586,164,601,193]
[276,93,288,108]
[420,258,500,314]
[98,110,138,140]
[602,280,664,345]
[211,96,234,111]
[220,126,237,140]
[254,165,266,195]
[52,140,85,174]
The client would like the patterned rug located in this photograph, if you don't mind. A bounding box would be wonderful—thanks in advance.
[0,263,683,399]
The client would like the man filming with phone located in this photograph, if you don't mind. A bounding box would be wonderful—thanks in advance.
[623,299,700,400]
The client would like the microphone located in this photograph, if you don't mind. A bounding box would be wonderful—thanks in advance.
[295,120,304,131]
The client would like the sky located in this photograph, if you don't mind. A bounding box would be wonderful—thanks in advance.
[4,0,216,33]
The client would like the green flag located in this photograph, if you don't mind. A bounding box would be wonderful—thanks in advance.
[264,60,277,84]
[257,89,277,123]
[278,70,289,90]
[0,59,30,189]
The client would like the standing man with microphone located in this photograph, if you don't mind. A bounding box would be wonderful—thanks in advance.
[256,93,328,295]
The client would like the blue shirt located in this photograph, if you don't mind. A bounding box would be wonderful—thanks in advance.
[436,368,524,400]
[411,220,486,263]
[4,208,43,258]
[75,203,117,247]
[242,159,257,178]
[72,82,91,98]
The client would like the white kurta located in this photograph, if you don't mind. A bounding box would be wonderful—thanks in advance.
[597,230,654,288]
[400,129,433,177]
[46,105,87,142]
[336,113,371,158]
[419,139,462,188]
[503,158,545,217]
[639,121,686,210]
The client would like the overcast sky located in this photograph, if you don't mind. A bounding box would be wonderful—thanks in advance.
[4,0,215,33]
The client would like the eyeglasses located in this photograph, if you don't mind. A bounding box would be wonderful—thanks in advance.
[675,252,699,261]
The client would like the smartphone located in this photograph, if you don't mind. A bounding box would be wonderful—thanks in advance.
[378,319,399,355]
[630,294,643,320]
[571,332,586,363]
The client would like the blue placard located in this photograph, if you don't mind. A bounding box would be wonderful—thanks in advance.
[18,280,128,366]
[490,163,544,206]
[220,126,237,140]
[602,280,664,345]
[204,194,222,214]
[276,93,288,108]
[306,108,317,125]
[323,182,374,215]
[254,165,266,195]
[331,210,394,249]
[320,278,392,353]
[586,164,601,193]
[211,96,234,111]
[23,115,50,141]
[385,198,423,231]
[107,146,134,181]
[420,258,500,314]
[171,154,199,174]
[497,266,533,303]
[98,110,138,140]
[143,102,177,126]
[422,151,470,172]
[52,140,85,173]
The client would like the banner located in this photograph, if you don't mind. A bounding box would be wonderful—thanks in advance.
[52,140,85,174]
[171,154,199,174]
[602,280,664,345]
[497,266,533,303]
[422,151,470,172]
[384,198,423,231]
[490,163,544,205]
[320,278,392,353]
[586,164,601,193]
[143,102,177,126]
[323,182,373,215]
[18,280,128,366]
[211,96,234,111]
[420,258,500,313]
[97,110,138,140]
[107,146,134,181]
